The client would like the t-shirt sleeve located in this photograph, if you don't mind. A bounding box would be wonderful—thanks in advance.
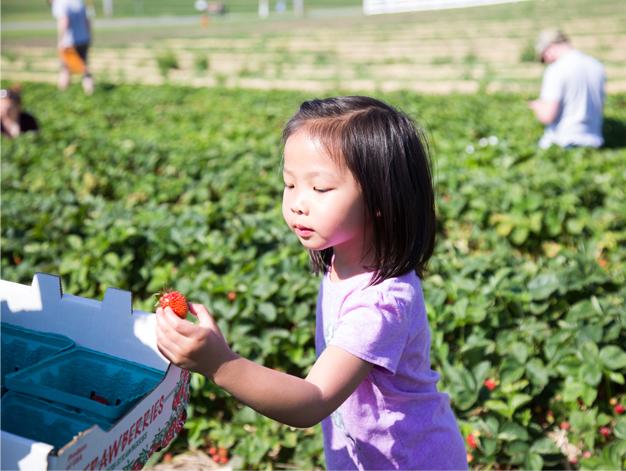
[52,0,68,19]
[328,289,411,374]
[540,64,563,102]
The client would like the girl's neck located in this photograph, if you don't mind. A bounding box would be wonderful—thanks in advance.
[329,248,375,282]
[329,225,375,282]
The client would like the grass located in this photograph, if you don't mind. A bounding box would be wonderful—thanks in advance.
[432,56,454,65]
[193,54,210,73]
[520,41,538,63]
[155,50,179,78]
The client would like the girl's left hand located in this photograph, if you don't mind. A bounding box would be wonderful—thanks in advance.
[155,302,236,379]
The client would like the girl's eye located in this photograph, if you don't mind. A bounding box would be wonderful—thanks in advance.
[314,187,332,193]
[284,183,294,189]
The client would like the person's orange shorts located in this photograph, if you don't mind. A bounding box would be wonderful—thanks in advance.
[59,47,86,74]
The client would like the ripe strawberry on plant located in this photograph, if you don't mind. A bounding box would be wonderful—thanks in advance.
[156,290,188,318]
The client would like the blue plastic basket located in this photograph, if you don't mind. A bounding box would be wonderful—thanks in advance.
[1,323,74,394]
[1,391,112,448]
[4,347,165,420]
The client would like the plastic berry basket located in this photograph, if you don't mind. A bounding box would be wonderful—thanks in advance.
[1,391,112,448]
[1,323,75,394]
[4,347,165,420]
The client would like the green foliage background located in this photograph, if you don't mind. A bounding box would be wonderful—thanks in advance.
[1,82,625,469]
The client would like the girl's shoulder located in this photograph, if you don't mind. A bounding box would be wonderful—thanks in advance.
[349,271,424,313]
[368,271,422,296]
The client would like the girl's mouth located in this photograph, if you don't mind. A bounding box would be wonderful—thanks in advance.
[294,225,314,238]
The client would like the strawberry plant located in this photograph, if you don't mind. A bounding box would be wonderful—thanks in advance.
[1,82,625,469]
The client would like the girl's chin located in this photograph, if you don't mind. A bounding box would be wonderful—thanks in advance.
[297,237,329,251]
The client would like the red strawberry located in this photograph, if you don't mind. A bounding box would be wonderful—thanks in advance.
[157,290,188,318]
[615,404,625,415]
[484,378,497,391]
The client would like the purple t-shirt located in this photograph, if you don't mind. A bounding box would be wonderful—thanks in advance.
[316,270,467,470]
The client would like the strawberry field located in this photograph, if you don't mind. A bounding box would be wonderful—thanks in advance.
[1,82,626,469]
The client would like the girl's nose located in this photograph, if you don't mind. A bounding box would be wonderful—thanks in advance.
[291,204,305,215]
[290,194,307,215]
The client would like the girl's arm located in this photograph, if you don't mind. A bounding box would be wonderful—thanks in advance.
[156,303,372,428]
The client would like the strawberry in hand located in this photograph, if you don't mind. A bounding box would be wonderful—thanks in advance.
[157,290,189,319]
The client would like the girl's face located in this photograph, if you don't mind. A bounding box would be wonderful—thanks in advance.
[282,130,369,268]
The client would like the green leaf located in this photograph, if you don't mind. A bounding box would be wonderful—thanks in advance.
[504,440,529,464]
[485,399,510,417]
[562,376,586,402]
[498,422,529,441]
[599,345,626,370]
[524,452,543,470]
[526,358,549,387]
[500,357,526,384]
[528,273,559,300]
[511,226,529,245]
[614,417,626,440]
[530,437,559,454]
[510,341,529,364]
[580,362,603,386]
[509,394,532,412]
[472,361,491,385]
[482,437,498,456]
[257,302,277,322]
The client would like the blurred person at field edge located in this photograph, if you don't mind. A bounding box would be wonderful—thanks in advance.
[1,86,39,138]
[528,30,605,149]
[49,0,94,95]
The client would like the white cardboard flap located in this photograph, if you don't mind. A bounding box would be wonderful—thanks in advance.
[0,273,166,370]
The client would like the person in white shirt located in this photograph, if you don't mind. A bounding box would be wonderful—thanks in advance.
[50,0,94,95]
[529,30,605,149]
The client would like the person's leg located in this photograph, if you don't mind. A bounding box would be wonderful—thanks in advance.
[76,44,94,95]
[82,72,94,95]
[58,66,70,90]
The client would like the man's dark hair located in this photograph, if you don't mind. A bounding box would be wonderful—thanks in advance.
[282,96,436,284]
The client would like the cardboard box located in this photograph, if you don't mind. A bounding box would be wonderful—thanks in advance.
[0,273,190,470]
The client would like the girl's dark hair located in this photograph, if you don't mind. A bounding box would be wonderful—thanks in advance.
[282,96,436,284]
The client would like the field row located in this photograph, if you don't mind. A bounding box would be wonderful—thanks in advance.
[2,0,625,94]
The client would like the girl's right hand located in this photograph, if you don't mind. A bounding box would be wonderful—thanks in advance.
[155,302,237,380]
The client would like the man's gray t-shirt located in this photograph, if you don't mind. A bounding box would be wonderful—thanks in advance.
[539,49,605,148]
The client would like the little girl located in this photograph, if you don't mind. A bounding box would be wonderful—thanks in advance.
[156,96,467,470]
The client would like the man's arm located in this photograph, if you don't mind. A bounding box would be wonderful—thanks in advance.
[528,99,560,125]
